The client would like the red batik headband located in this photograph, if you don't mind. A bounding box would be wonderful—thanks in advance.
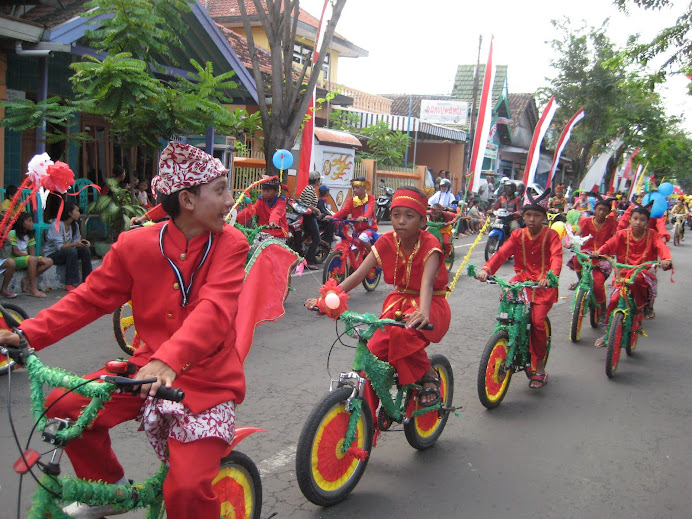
[152,141,227,195]
[391,189,428,218]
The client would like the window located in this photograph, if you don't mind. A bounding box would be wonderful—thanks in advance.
[293,42,330,79]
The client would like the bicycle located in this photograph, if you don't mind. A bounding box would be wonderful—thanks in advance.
[322,220,381,291]
[426,220,456,272]
[1,305,263,519]
[0,303,29,375]
[295,310,455,506]
[569,251,606,343]
[672,214,685,246]
[593,255,660,378]
[468,264,557,409]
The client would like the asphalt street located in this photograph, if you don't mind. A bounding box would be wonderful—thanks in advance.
[1,223,691,519]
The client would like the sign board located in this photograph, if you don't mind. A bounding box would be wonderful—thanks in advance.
[420,99,468,126]
[5,89,26,102]
[313,145,356,211]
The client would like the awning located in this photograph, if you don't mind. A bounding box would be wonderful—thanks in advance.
[314,128,361,147]
[341,108,467,142]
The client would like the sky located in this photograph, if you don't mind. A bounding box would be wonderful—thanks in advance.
[301,0,692,132]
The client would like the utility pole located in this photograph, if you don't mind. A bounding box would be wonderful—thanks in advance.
[464,35,483,193]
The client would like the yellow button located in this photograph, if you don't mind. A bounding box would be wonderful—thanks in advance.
[173,283,180,290]
[179,253,187,260]
[167,313,173,319]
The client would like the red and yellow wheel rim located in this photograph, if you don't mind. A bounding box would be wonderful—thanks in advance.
[213,466,255,519]
[484,339,511,402]
[412,368,449,437]
[311,403,365,491]
[0,354,11,371]
[574,295,585,340]
[611,322,623,372]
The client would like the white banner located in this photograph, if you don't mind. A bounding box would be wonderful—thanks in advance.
[420,99,468,126]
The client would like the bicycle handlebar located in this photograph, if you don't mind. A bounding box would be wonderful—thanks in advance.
[310,306,434,330]
[101,375,185,402]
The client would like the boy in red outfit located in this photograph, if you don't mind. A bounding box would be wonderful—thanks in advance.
[567,194,618,322]
[307,186,451,411]
[330,176,378,251]
[236,175,288,244]
[0,142,251,519]
[593,204,672,346]
[428,203,458,258]
[476,189,562,389]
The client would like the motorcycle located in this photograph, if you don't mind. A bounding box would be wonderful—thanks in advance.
[375,184,395,222]
[485,208,516,261]
[286,198,331,264]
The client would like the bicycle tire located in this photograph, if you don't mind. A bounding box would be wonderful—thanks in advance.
[404,354,454,450]
[314,242,330,264]
[674,223,680,246]
[589,301,599,329]
[605,312,624,378]
[544,316,552,366]
[569,289,587,343]
[295,387,373,507]
[361,267,381,292]
[0,303,29,376]
[213,450,262,519]
[477,330,512,409]
[484,236,499,262]
[323,250,349,285]
[446,246,455,272]
[112,301,137,356]
[626,317,641,356]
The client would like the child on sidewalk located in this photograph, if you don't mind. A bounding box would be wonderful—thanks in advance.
[9,212,53,298]
[307,186,451,410]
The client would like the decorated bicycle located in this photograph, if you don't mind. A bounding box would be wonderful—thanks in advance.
[568,250,607,342]
[0,303,29,375]
[295,308,455,506]
[469,264,557,408]
[1,305,263,519]
[322,219,382,291]
[427,215,458,272]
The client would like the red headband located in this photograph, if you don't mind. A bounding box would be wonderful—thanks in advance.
[391,190,428,218]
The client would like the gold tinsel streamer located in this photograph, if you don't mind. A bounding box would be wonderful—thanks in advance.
[446,215,492,298]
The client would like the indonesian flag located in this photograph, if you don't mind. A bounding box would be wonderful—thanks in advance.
[468,37,495,193]
[610,147,639,194]
[545,107,584,188]
[296,0,331,197]
[522,96,558,188]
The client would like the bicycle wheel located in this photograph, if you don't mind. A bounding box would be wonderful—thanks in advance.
[569,289,587,343]
[673,223,681,246]
[544,317,552,366]
[295,387,373,507]
[112,301,137,355]
[314,241,330,264]
[484,236,499,261]
[213,450,262,519]
[605,312,624,378]
[361,266,381,292]
[404,354,454,450]
[0,303,29,376]
[323,250,349,285]
[445,246,455,272]
[626,317,641,356]
[477,330,512,409]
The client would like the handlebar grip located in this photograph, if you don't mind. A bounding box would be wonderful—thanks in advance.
[155,386,185,402]
[391,321,434,330]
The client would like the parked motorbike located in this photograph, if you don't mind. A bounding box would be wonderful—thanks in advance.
[375,184,395,222]
[286,198,331,264]
[485,208,516,261]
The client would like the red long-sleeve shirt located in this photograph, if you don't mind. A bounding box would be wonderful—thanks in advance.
[617,205,670,242]
[332,195,378,235]
[578,216,618,251]
[20,221,250,413]
[236,195,288,238]
[598,228,672,266]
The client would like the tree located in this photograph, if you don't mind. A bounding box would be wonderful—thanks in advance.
[542,19,671,184]
[613,0,692,90]
[237,0,347,175]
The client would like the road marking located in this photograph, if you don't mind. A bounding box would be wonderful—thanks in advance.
[256,445,296,475]
[454,240,487,250]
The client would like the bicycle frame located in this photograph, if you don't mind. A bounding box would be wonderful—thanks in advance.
[572,251,598,316]
[330,312,442,454]
[332,220,368,272]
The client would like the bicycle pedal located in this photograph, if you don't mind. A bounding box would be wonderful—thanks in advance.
[377,408,394,431]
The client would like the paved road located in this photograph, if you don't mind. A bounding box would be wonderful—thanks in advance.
[1,226,691,518]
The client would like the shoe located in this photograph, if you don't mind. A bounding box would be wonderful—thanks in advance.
[568,282,578,291]
[305,264,320,271]
[65,284,77,292]
[1,290,17,299]
[62,502,128,518]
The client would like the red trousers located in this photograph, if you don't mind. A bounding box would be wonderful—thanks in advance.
[607,273,650,313]
[530,303,552,366]
[45,368,229,519]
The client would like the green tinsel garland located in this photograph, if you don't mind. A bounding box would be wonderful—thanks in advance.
[341,397,362,453]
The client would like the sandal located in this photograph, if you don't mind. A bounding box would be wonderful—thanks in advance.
[568,282,578,291]
[416,375,441,407]
[644,309,655,320]
[594,335,606,348]
[529,372,548,389]
[1,290,17,299]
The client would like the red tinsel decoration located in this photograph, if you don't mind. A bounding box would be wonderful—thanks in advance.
[316,278,348,319]
[42,162,75,193]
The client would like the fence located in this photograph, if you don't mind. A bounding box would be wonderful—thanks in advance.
[231,149,266,199]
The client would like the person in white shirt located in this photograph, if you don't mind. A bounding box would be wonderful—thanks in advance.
[428,179,455,207]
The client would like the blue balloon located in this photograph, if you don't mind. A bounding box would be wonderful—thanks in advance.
[641,193,653,205]
[272,149,294,170]
[651,195,668,219]
[657,181,674,197]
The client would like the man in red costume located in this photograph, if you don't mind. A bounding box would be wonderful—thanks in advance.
[0,142,252,519]
[330,176,378,251]
[594,204,672,346]
[477,189,562,389]
[567,194,618,323]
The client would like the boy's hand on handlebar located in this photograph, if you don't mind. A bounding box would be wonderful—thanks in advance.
[476,270,489,282]
[0,330,20,347]
[356,216,368,222]
[305,298,318,310]
[134,360,176,398]
[660,259,672,270]
[537,277,550,289]
[405,310,430,330]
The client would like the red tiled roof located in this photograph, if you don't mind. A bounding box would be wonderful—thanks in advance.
[216,23,273,76]
[508,93,536,134]
[1,0,88,29]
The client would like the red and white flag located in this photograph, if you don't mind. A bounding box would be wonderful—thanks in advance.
[468,37,495,194]
[545,107,584,188]
[628,164,645,200]
[523,96,558,188]
[296,0,331,197]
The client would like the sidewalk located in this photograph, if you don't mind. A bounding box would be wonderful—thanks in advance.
[4,258,102,294]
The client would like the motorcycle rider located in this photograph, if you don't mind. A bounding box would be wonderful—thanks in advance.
[317,184,335,245]
[298,171,323,270]
[492,181,521,233]
[428,178,455,207]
